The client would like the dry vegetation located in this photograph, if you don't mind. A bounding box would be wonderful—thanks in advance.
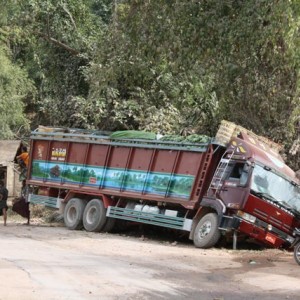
[7,200,63,226]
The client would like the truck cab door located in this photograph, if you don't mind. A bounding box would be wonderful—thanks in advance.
[218,162,250,210]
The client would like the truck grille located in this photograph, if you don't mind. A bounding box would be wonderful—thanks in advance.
[254,208,292,232]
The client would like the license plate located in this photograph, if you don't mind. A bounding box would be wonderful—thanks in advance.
[266,233,276,244]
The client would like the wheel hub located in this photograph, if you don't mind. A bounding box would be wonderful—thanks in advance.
[67,206,77,222]
[199,221,212,239]
[86,207,97,224]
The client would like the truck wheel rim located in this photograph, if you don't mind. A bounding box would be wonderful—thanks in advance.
[86,207,97,225]
[199,221,211,238]
[67,206,77,223]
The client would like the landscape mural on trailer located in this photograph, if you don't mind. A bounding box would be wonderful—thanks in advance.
[31,160,195,199]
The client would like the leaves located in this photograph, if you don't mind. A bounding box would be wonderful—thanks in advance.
[0,45,34,138]
[1,0,300,168]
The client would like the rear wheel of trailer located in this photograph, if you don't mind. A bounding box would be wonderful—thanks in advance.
[83,199,107,232]
[64,198,87,230]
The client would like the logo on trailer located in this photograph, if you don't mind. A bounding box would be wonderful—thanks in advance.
[51,148,67,161]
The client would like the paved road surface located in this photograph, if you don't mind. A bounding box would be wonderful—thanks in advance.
[0,223,300,299]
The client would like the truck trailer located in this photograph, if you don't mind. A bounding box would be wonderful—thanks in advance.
[25,121,300,249]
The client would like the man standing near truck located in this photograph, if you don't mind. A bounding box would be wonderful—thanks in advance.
[0,181,8,226]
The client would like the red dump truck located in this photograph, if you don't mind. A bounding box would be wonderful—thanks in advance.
[25,121,300,249]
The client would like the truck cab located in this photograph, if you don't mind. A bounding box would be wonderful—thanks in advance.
[206,133,300,249]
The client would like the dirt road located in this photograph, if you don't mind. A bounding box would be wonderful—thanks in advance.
[0,221,300,300]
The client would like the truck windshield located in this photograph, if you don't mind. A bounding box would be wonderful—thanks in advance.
[251,164,300,214]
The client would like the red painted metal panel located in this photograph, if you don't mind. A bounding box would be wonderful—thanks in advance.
[176,151,205,176]
[126,148,153,171]
[68,143,89,164]
[107,147,131,169]
[31,140,49,161]
[244,194,300,233]
[28,134,216,208]
[86,144,110,166]
[151,150,178,173]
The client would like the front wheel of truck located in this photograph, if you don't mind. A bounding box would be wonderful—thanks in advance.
[193,213,221,248]
[64,198,87,230]
[294,242,300,265]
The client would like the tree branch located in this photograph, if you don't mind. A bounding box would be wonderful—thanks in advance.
[35,31,80,56]
[61,3,77,30]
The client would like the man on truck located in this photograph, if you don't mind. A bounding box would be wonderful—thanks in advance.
[16,145,29,181]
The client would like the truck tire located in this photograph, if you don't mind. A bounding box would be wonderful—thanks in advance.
[193,213,221,248]
[294,242,300,265]
[102,218,116,233]
[64,198,87,230]
[83,199,107,232]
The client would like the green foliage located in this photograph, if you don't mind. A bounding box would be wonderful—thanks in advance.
[209,1,299,137]
[0,45,34,138]
[3,0,109,128]
[87,1,221,134]
[1,0,300,169]
[110,130,156,140]
[86,0,300,167]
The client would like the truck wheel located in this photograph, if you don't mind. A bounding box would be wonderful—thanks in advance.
[294,242,300,265]
[193,213,221,248]
[102,218,116,233]
[64,198,87,230]
[83,199,107,232]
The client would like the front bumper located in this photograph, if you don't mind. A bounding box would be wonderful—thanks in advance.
[218,213,294,248]
[235,216,294,248]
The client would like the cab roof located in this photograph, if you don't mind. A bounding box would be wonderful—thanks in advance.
[229,133,297,183]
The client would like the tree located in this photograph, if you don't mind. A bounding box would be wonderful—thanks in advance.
[4,0,110,128]
[86,0,300,167]
[87,1,220,134]
[0,45,34,138]
[2,0,300,169]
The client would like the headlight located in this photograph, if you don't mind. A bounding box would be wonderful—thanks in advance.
[228,202,240,209]
[237,210,256,223]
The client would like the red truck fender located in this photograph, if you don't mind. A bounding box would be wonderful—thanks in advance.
[189,197,226,239]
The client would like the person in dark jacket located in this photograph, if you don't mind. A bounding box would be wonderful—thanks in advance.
[0,181,8,226]
[12,181,30,225]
